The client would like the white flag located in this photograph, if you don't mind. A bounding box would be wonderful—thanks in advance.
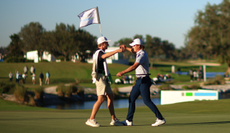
[78,7,100,28]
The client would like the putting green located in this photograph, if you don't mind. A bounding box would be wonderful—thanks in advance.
[0,99,230,133]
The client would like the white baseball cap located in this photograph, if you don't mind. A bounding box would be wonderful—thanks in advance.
[129,38,143,46]
[97,36,111,45]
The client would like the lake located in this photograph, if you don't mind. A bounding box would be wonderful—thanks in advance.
[44,98,161,110]
[178,72,225,78]
[44,93,230,110]
[44,71,229,110]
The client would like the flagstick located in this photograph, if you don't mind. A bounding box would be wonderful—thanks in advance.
[99,24,103,36]
[95,6,103,36]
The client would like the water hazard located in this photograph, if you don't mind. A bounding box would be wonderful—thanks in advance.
[44,98,161,110]
[44,72,229,110]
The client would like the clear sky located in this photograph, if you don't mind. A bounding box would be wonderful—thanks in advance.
[0,0,222,48]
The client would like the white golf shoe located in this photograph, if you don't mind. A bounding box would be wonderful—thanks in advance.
[121,120,133,126]
[151,118,166,127]
[110,119,123,126]
[85,119,101,127]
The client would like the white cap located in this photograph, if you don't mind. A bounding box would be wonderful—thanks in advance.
[129,38,143,46]
[97,36,111,45]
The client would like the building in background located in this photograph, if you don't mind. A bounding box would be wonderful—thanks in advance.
[26,50,56,63]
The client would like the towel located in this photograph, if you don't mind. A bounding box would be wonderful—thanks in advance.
[91,49,112,84]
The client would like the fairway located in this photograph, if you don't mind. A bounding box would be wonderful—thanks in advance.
[1,99,230,133]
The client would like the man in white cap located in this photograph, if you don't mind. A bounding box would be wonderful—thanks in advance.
[85,36,124,127]
[117,38,166,127]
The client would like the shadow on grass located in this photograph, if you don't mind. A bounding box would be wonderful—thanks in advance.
[166,121,230,126]
[0,117,87,121]
[101,121,230,127]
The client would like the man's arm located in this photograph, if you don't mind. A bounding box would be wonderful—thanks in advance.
[116,62,140,77]
[120,45,135,53]
[101,48,124,59]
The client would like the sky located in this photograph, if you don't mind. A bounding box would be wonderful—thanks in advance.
[0,0,222,48]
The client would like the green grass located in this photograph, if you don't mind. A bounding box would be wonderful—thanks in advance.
[0,98,230,133]
[0,61,230,132]
[0,61,228,89]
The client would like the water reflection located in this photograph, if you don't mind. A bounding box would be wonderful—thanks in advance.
[44,98,161,110]
[44,93,230,110]
[178,72,225,78]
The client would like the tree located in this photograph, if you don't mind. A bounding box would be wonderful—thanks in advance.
[39,31,57,59]
[7,34,23,57]
[54,23,97,61]
[19,22,45,56]
[73,29,97,61]
[114,38,134,59]
[186,0,230,74]
[54,23,73,61]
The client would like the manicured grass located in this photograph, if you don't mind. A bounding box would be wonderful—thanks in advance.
[0,98,230,133]
[0,61,228,89]
[1,61,229,132]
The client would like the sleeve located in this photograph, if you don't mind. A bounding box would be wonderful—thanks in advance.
[135,52,146,64]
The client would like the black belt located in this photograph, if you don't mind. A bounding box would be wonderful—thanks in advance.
[137,76,149,80]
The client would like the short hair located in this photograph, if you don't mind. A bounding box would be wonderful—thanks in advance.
[140,45,145,50]
[98,43,103,47]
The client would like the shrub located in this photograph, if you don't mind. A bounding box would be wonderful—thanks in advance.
[204,75,225,85]
[189,84,202,89]
[5,56,26,63]
[182,85,190,90]
[28,95,36,106]
[164,80,174,84]
[56,83,65,97]
[112,86,120,99]
[57,56,65,61]
[64,86,73,97]
[14,84,28,103]
[182,84,202,90]
[76,85,85,97]
[112,86,119,95]
[158,84,175,90]
[66,84,84,97]
[34,86,44,99]
[0,82,16,94]
[40,59,49,62]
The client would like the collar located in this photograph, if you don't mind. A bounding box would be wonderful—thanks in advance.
[136,49,143,55]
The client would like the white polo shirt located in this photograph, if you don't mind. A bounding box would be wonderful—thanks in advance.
[135,49,149,78]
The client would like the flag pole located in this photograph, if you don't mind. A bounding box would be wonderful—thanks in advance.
[96,7,103,36]
[99,24,103,36]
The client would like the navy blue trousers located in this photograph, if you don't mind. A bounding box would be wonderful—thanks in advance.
[126,76,163,121]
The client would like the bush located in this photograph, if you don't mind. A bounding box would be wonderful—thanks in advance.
[182,84,202,90]
[158,84,175,90]
[189,84,202,89]
[204,75,225,85]
[76,85,85,97]
[57,56,65,61]
[56,83,65,97]
[182,85,190,90]
[34,86,44,99]
[28,95,36,106]
[64,86,73,97]
[14,84,28,103]
[0,82,16,94]
[5,56,26,63]
[40,59,49,62]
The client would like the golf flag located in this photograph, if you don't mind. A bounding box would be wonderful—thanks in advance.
[78,7,101,28]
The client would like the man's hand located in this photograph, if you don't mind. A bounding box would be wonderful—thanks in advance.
[116,72,123,77]
[120,44,126,49]
[117,47,125,53]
